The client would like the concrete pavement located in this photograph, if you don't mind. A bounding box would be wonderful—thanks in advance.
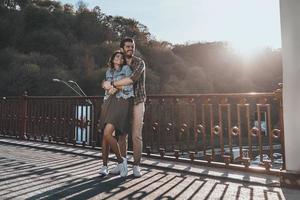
[0,140,299,199]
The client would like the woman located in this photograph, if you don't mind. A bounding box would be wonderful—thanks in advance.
[99,51,134,177]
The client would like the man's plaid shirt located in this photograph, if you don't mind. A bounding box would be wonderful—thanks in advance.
[129,56,146,105]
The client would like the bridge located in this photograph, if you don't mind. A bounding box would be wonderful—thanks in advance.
[1,86,300,199]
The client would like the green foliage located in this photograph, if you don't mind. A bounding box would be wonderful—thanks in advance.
[0,0,282,96]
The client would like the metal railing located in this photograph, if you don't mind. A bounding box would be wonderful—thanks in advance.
[0,86,285,174]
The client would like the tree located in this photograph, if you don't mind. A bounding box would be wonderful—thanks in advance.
[0,0,283,96]
[63,4,74,14]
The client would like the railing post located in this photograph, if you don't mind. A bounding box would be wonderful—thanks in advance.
[20,91,28,139]
[277,83,286,170]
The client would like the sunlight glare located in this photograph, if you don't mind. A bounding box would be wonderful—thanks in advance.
[230,41,269,58]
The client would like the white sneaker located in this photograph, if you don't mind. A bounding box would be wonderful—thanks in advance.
[133,165,142,177]
[110,165,120,175]
[99,166,109,176]
[118,157,128,177]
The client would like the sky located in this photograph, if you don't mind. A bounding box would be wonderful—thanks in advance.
[59,0,282,55]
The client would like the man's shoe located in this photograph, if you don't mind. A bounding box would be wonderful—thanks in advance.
[118,157,128,177]
[99,166,109,176]
[110,165,120,175]
[133,165,142,177]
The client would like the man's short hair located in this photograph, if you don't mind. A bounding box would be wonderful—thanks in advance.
[120,37,135,49]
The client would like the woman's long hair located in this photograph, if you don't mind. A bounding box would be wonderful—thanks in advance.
[108,51,127,69]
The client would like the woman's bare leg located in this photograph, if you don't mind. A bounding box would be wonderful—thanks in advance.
[103,123,123,163]
[118,134,128,158]
[102,135,110,166]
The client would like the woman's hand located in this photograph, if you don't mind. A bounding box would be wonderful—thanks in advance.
[108,87,118,95]
[102,80,112,90]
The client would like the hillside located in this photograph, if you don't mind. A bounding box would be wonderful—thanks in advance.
[0,0,282,96]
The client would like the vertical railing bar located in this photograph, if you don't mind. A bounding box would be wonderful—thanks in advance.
[49,99,53,140]
[53,99,56,140]
[144,100,149,151]
[86,100,89,144]
[41,99,45,140]
[257,105,263,162]
[55,99,59,141]
[44,99,48,139]
[59,99,64,142]
[65,98,68,143]
[0,100,2,134]
[163,100,167,151]
[41,100,44,140]
[31,99,35,139]
[218,104,224,157]
[26,99,29,138]
[149,100,154,151]
[75,98,79,144]
[58,99,62,142]
[171,99,175,151]
[10,100,13,136]
[4,100,7,135]
[12,99,17,136]
[201,104,207,156]
[84,100,87,145]
[279,91,286,170]
[30,99,34,138]
[158,99,162,152]
[9,100,13,136]
[1,100,3,134]
[246,104,252,159]
[48,99,52,140]
[193,99,198,153]
[34,99,38,137]
[8,102,11,136]
[15,99,19,136]
[28,99,32,138]
[87,99,92,146]
[178,101,183,154]
[45,100,49,139]
[237,104,243,159]
[1,100,4,134]
[89,99,93,146]
[227,104,232,161]
[81,101,84,143]
[21,94,28,139]
[151,100,155,151]
[51,100,55,140]
[267,104,273,161]
[7,100,9,135]
[12,100,20,135]
[186,99,191,153]
[67,98,72,143]
[209,104,214,160]
[9,100,12,136]
[38,100,42,139]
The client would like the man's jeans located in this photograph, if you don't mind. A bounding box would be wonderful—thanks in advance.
[119,102,145,165]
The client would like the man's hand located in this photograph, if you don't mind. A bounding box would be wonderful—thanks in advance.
[102,81,112,90]
[108,87,118,95]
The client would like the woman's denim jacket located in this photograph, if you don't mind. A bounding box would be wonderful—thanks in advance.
[104,65,134,101]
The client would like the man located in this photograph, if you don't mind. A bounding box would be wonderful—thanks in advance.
[102,37,146,177]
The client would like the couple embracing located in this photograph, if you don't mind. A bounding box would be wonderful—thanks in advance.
[98,38,146,178]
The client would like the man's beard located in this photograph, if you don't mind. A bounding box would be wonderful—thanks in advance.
[125,51,133,58]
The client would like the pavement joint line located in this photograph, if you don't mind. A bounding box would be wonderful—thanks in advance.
[0,137,280,187]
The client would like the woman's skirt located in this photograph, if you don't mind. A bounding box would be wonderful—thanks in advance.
[99,95,133,136]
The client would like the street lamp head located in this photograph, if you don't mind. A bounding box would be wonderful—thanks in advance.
[52,78,61,82]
